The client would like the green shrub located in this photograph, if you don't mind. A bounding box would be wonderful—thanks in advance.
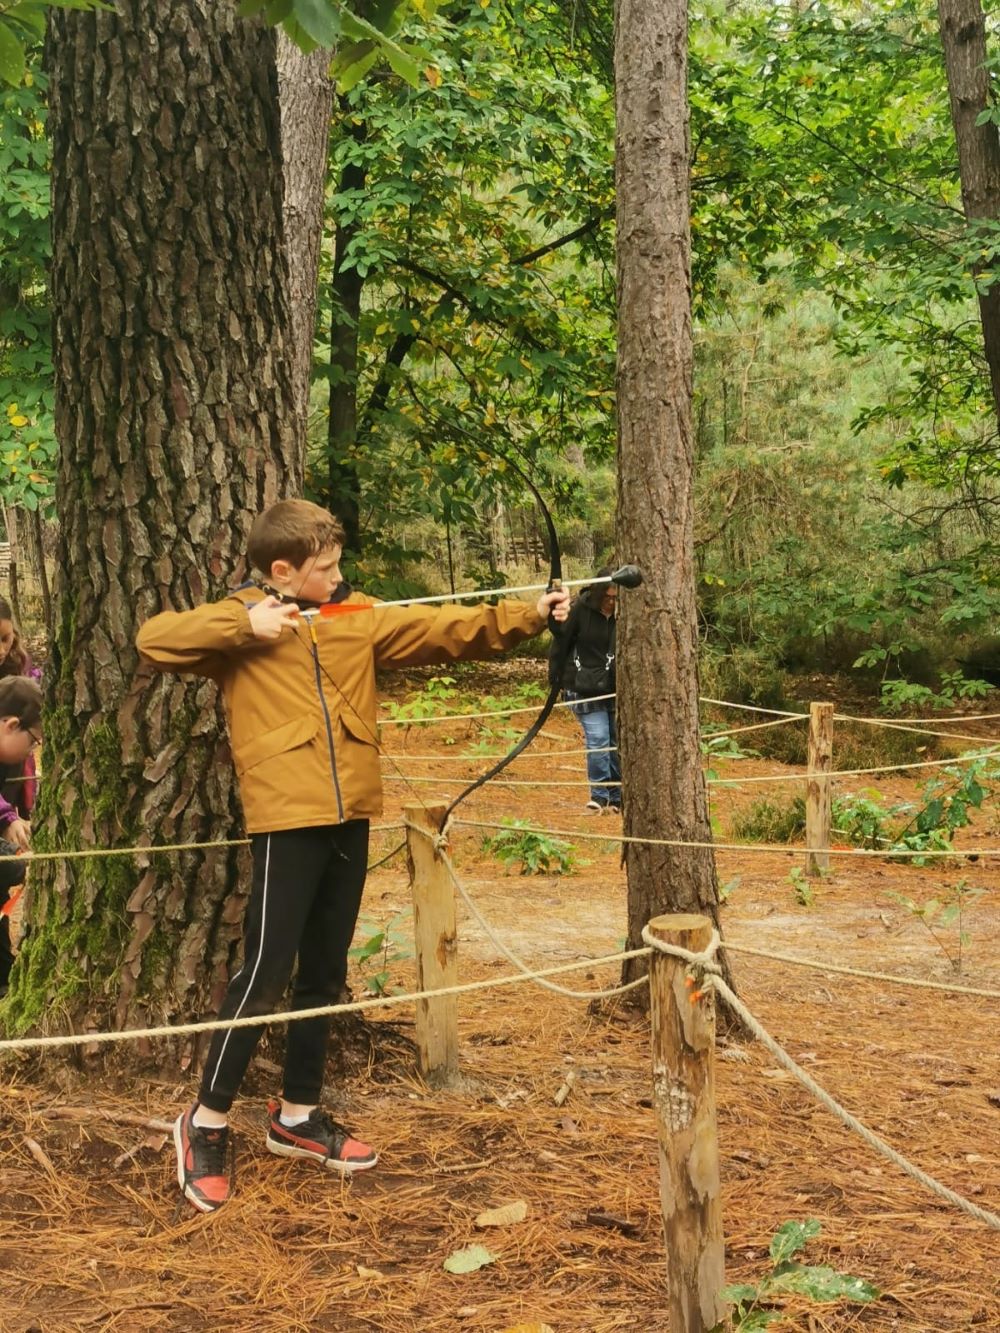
[732,797,806,843]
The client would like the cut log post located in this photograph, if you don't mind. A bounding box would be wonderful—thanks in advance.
[646,913,726,1332]
[806,702,834,876]
[405,803,459,1086]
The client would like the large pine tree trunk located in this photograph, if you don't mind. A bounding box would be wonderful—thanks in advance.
[938,0,1000,423]
[614,0,735,997]
[7,1,297,1044]
[277,35,333,451]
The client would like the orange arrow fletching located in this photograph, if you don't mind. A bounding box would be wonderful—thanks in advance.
[317,602,372,618]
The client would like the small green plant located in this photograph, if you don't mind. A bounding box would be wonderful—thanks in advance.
[787,867,815,908]
[886,879,984,972]
[482,819,576,875]
[701,728,759,763]
[348,909,413,995]
[718,1218,879,1330]
[831,789,891,848]
[889,758,996,863]
[385,675,463,721]
[877,672,992,715]
[466,722,519,755]
[733,797,806,844]
[718,875,741,905]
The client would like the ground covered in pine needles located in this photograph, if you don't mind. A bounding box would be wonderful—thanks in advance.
[2,670,999,1332]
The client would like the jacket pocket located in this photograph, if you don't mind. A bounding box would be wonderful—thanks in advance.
[233,714,320,776]
[339,709,379,748]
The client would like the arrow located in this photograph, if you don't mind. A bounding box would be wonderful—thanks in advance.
[300,565,644,619]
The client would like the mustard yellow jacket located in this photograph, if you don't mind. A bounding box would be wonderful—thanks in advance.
[136,586,545,833]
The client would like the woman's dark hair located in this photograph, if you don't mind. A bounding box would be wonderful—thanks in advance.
[0,675,41,730]
[583,567,614,607]
[0,597,28,676]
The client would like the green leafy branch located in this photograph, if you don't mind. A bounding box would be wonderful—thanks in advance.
[718,1219,879,1331]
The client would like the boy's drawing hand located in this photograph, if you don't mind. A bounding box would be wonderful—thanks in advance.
[5,818,30,851]
[537,586,570,623]
[249,596,301,640]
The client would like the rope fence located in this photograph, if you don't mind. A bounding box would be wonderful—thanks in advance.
[3,806,998,1255]
[451,816,1000,858]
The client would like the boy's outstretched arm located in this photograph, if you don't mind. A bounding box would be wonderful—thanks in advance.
[370,587,567,671]
[136,599,260,676]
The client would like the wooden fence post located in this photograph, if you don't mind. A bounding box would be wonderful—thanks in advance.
[806,702,834,876]
[405,803,459,1086]
[646,913,726,1332]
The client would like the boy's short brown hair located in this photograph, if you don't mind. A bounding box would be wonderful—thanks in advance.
[247,500,347,575]
[0,676,41,731]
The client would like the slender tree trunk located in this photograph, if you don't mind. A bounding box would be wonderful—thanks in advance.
[7,1,297,1045]
[326,110,367,554]
[938,0,1000,422]
[614,0,736,1000]
[277,36,334,451]
[26,507,52,635]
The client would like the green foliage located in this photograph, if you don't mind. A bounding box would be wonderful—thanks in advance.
[348,908,412,994]
[0,49,55,516]
[831,789,890,849]
[0,2,112,90]
[732,796,806,844]
[830,756,997,861]
[718,874,741,905]
[384,674,462,720]
[718,1218,879,1330]
[482,817,576,875]
[886,879,984,973]
[877,672,993,715]
[890,758,996,862]
[311,0,615,575]
[238,0,434,89]
[787,867,816,908]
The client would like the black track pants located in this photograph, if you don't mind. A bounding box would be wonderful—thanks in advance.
[198,821,370,1114]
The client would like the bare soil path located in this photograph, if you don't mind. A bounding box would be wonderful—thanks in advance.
[2,670,998,1332]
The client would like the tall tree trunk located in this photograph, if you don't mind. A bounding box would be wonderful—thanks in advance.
[938,0,1000,423]
[614,0,735,999]
[25,506,52,636]
[7,1,297,1044]
[326,110,368,554]
[276,36,333,451]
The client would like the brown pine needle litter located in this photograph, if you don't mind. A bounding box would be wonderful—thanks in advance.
[2,681,999,1332]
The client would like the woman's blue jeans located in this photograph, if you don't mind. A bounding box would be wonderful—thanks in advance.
[576,705,621,807]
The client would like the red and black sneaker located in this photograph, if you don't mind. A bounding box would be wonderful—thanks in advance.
[266,1099,378,1173]
[173,1106,233,1213]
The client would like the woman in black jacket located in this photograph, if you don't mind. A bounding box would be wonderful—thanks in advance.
[548,569,621,813]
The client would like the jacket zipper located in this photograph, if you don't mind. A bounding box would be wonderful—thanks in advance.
[308,624,345,822]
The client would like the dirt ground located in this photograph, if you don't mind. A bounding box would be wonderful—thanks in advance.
[2,673,999,1332]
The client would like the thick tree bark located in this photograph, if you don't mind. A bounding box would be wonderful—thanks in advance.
[938,0,1000,423]
[276,35,334,452]
[7,2,297,1045]
[614,0,735,999]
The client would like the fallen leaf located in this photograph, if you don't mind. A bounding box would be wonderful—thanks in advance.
[444,1244,497,1275]
[356,1265,384,1280]
[475,1200,528,1228]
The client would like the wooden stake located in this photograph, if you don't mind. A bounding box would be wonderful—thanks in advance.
[647,913,725,1333]
[806,702,834,876]
[405,803,459,1086]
